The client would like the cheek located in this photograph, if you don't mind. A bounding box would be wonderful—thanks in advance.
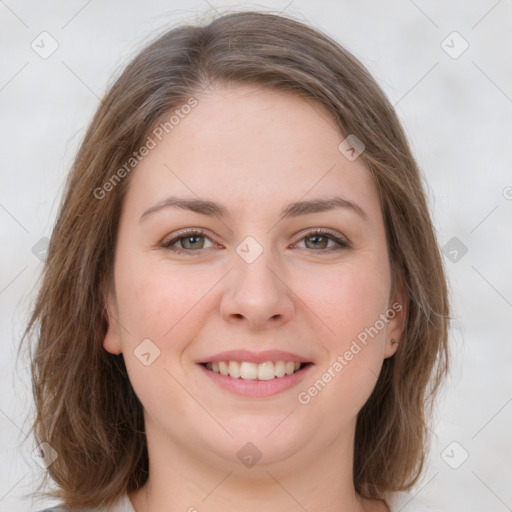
[117,254,215,334]
[299,256,390,345]
[114,261,217,422]
[114,256,219,357]
[295,258,390,414]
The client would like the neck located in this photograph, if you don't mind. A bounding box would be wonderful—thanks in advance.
[129,416,380,512]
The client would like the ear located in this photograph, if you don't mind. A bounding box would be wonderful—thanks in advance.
[102,287,123,355]
[383,274,409,359]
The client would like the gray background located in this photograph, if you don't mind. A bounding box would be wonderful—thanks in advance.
[1,1,511,511]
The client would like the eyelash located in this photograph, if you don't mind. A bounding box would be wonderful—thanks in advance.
[161,228,350,254]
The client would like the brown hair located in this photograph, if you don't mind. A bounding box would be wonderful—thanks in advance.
[22,10,450,508]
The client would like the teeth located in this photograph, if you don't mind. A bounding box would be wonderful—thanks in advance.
[285,362,295,375]
[275,360,286,378]
[205,360,304,380]
[219,361,229,376]
[257,362,275,381]
[228,360,241,379]
[240,362,258,380]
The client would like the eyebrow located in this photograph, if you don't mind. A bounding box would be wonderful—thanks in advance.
[139,195,368,223]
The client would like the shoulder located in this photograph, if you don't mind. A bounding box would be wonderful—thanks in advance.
[38,508,71,512]
[385,491,443,512]
[38,508,72,512]
[37,494,134,512]
[37,507,103,512]
[39,494,443,512]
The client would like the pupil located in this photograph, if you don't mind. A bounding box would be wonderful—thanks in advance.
[184,235,203,249]
[307,235,327,249]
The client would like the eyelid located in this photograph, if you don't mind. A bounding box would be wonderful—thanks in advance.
[291,228,350,249]
[161,227,350,253]
[160,228,217,250]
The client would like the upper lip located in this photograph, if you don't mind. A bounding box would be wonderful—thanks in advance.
[197,349,312,364]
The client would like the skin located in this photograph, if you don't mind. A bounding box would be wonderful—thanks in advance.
[104,84,407,512]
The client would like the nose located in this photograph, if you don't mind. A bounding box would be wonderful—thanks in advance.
[219,248,295,331]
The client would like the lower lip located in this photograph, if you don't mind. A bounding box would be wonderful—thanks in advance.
[198,364,313,398]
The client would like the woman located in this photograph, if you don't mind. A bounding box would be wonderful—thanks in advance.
[26,10,449,512]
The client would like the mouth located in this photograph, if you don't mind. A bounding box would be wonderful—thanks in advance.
[197,350,314,398]
[200,360,312,380]
[197,349,314,397]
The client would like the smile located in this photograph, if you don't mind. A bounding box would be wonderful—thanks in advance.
[204,360,305,380]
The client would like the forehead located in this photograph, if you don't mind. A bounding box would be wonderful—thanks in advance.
[122,84,382,225]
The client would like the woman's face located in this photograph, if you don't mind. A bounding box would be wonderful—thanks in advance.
[104,84,406,473]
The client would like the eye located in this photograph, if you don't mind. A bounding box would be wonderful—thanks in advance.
[161,229,217,252]
[294,229,349,251]
[161,228,350,254]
